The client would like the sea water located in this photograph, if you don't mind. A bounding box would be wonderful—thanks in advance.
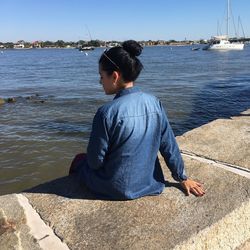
[0,46,249,194]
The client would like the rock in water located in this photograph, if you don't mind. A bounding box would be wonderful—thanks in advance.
[7,97,16,103]
[0,98,5,105]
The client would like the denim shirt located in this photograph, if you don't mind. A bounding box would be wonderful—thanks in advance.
[80,86,187,200]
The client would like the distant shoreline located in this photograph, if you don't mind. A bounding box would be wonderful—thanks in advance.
[1,37,250,50]
[0,44,204,51]
[0,39,208,50]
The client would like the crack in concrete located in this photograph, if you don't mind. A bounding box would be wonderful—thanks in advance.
[181,150,250,179]
[14,230,23,250]
[38,234,49,241]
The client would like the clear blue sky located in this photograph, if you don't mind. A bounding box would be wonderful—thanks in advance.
[1,0,249,42]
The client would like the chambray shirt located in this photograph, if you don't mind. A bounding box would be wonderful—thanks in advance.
[79,86,187,200]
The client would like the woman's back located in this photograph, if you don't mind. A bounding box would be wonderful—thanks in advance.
[85,87,166,200]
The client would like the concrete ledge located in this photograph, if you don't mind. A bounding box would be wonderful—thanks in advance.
[177,110,250,170]
[1,155,249,249]
[1,109,249,249]
[0,194,69,250]
[0,194,41,250]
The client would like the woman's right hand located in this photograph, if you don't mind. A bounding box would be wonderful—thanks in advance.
[180,179,205,197]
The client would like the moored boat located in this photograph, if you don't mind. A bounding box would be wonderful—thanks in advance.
[203,36,244,50]
[78,46,94,51]
[203,0,245,51]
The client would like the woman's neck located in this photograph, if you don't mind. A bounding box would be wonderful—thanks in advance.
[117,81,134,91]
[123,81,134,89]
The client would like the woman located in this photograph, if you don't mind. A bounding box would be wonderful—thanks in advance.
[70,40,205,200]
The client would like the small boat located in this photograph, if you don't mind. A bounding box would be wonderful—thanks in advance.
[78,25,95,51]
[191,47,200,51]
[203,0,244,51]
[79,46,94,51]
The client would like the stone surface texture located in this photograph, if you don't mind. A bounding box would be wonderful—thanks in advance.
[177,110,250,170]
[22,156,250,250]
[0,194,41,250]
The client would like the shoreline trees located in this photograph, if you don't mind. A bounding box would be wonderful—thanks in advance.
[0,39,213,49]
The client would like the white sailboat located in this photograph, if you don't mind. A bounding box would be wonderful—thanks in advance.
[203,0,244,51]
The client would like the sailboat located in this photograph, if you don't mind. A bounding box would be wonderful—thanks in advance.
[203,0,244,51]
[78,25,95,51]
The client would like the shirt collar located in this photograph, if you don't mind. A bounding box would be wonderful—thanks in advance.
[114,86,140,100]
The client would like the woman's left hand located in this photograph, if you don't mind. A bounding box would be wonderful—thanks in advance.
[180,179,205,197]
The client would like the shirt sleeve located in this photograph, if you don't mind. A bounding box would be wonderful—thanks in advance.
[159,102,187,182]
[87,109,109,170]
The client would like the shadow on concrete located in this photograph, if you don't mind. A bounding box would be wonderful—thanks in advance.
[24,174,185,200]
[24,174,97,200]
[164,180,186,194]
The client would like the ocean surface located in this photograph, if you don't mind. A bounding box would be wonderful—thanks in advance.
[0,45,250,195]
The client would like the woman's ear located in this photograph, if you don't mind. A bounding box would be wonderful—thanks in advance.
[112,71,120,84]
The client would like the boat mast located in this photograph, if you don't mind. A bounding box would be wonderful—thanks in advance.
[227,0,230,37]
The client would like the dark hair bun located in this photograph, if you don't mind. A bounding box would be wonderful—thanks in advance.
[122,40,143,57]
